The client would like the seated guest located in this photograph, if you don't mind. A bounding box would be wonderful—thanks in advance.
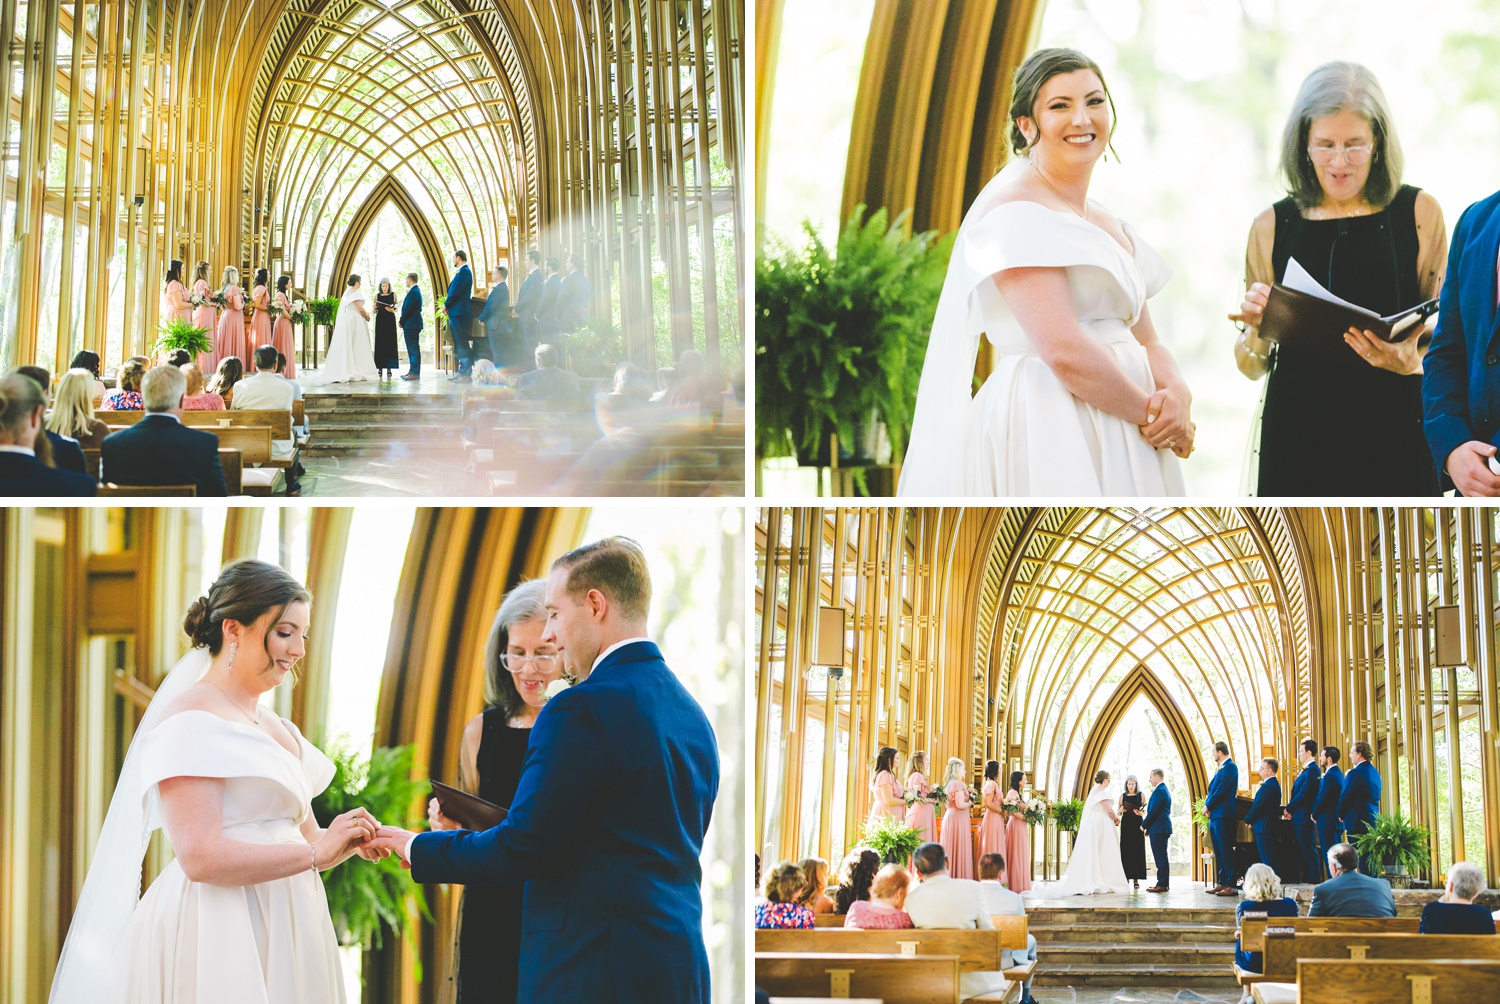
[597,361,657,436]
[275,351,305,434]
[1420,861,1495,934]
[833,847,881,914]
[472,358,508,386]
[845,864,914,930]
[978,853,1039,1004]
[179,364,226,410]
[904,842,1004,1000]
[206,355,244,407]
[0,372,96,496]
[1308,842,1396,917]
[233,345,295,457]
[46,368,112,449]
[101,357,148,410]
[99,365,227,496]
[70,349,106,401]
[164,348,191,367]
[754,862,815,929]
[796,857,835,915]
[1235,862,1299,973]
[515,343,582,400]
[15,365,87,475]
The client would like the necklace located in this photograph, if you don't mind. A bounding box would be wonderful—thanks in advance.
[1032,161,1089,220]
[1309,201,1373,220]
[209,679,262,725]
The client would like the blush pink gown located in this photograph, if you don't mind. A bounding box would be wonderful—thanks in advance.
[216,285,247,369]
[272,290,297,378]
[976,778,1007,867]
[249,284,273,362]
[163,279,193,326]
[1002,791,1033,892]
[867,769,905,829]
[904,771,938,875]
[939,779,975,880]
[192,278,218,372]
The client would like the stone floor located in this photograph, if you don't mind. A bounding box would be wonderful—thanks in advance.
[1033,989,1243,1003]
[296,452,483,497]
[300,366,461,396]
[1024,884,1243,912]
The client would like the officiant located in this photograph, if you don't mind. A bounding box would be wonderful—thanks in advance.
[1228,61,1446,496]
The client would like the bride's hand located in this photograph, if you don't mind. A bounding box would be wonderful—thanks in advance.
[315,807,379,867]
[1140,384,1192,453]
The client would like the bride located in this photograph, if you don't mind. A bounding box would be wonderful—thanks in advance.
[898,47,1193,497]
[49,559,381,1003]
[1044,770,1130,897]
[318,274,378,383]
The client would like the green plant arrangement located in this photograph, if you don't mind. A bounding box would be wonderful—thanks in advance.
[309,296,341,328]
[1351,811,1431,881]
[558,323,625,377]
[152,317,213,359]
[859,814,924,866]
[1192,796,1212,838]
[755,206,954,467]
[311,739,432,951]
[1051,799,1085,833]
[1023,799,1050,827]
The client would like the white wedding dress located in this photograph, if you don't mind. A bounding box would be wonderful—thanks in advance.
[1042,783,1130,897]
[898,166,1186,497]
[318,287,377,383]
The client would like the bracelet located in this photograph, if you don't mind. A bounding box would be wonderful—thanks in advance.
[309,843,319,874]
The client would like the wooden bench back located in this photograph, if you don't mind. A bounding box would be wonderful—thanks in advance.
[205,426,273,466]
[756,951,959,1004]
[757,928,1000,970]
[100,408,292,439]
[1242,915,1419,953]
[98,484,196,496]
[1261,931,1500,981]
[293,399,304,425]
[812,913,845,928]
[82,448,101,479]
[1297,959,1500,1003]
[218,448,243,495]
[989,914,1029,951]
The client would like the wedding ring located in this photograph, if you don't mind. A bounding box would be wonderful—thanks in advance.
[1167,439,1177,449]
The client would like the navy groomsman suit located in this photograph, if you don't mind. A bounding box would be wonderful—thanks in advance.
[1141,780,1173,889]
[1242,774,1282,872]
[1283,758,1323,883]
[1339,758,1382,874]
[1206,756,1239,890]
[445,261,474,377]
[399,282,424,377]
[1313,762,1345,881]
[513,264,543,357]
[480,277,513,367]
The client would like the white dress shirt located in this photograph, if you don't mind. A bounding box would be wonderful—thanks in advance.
[231,372,295,457]
[904,873,1005,998]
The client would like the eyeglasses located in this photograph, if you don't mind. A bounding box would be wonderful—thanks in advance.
[500,653,560,672]
[1307,144,1373,165]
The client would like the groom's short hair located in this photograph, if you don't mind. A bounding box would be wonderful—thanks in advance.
[553,536,651,621]
[912,842,946,876]
[453,250,468,262]
[406,272,418,282]
[1149,768,1164,780]
[1213,741,1230,757]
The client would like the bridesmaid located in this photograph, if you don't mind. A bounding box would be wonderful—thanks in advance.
[976,760,1008,870]
[215,266,247,371]
[903,751,938,874]
[190,261,218,373]
[1119,775,1147,891]
[248,268,273,363]
[271,275,298,379]
[161,260,192,344]
[1002,769,1033,892]
[867,746,906,835]
[939,757,975,880]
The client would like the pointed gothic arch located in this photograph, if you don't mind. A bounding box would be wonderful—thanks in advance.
[328,175,451,298]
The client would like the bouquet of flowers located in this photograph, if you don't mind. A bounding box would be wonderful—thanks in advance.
[208,291,228,308]
[189,291,205,308]
[291,299,308,324]
[1023,799,1050,826]
[268,304,285,319]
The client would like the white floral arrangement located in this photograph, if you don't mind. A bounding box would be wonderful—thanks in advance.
[544,674,579,701]
[189,292,205,307]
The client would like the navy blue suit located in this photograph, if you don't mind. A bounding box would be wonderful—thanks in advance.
[559,269,592,333]
[1284,759,1323,882]
[0,449,97,496]
[1243,775,1282,871]
[409,641,718,1004]
[1339,759,1382,873]
[399,284,423,374]
[45,430,88,475]
[100,416,228,496]
[1423,188,1500,488]
[537,272,563,339]
[480,280,516,367]
[445,263,474,374]
[1313,764,1345,880]
[1206,757,1239,888]
[514,266,543,354]
[1141,782,1173,887]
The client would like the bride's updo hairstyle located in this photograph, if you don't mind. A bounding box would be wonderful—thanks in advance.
[347,274,361,288]
[1007,47,1120,160]
[1094,769,1110,785]
[184,559,312,663]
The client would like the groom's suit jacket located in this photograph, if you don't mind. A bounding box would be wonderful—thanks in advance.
[1284,760,1322,826]
[1141,783,1172,836]
[409,641,718,1004]
[1205,758,1238,821]
[1424,187,1500,485]
[400,285,423,331]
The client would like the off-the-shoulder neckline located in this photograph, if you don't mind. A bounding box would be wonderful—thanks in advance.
[158,708,305,762]
[991,199,1138,256]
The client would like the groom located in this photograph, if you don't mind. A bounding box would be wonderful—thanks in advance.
[399,272,423,381]
[367,537,719,1003]
[1141,768,1172,893]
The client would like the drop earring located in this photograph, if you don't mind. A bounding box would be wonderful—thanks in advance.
[227,641,237,672]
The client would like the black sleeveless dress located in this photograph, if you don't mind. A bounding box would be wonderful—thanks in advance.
[454,708,531,1004]
[1256,184,1438,496]
[374,290,400,369]
[1119,791,1146,880]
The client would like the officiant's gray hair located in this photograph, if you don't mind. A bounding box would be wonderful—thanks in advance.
[1280,61,1403,210]
[482,578,550,716]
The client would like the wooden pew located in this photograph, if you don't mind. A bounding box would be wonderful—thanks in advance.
[770,998,883,1004]
[218,448,243,496]
[812,914,846,928]
[1253,959,1500,1004]
[205,426,278,495]
[760,922,1031,983]
[100,409,297,467]
[82,448,100,480]
[1251,931,1500,986]
[1241,914,1420,955]
[99,484,196,496]
[757,951,1016,1004]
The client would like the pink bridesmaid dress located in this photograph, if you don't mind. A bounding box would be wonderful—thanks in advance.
[939,779,975,880]
[192,278,218,372]
[867,769,905,829]
[976,778,1007,867]
[216,285,247,369]
[248,283,273,362]
[904,771,938,873]
[163,279,193,326]
[1002,790,1033,892]
[271,290,297,378]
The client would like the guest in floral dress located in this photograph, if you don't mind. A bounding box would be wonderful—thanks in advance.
[100,357,148,410]
[755,862,815,929]
[844,865,915,930]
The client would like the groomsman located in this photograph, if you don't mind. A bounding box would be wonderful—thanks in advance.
[1339,741,1382,875]
[537,256,564,341]
[559,253,592,333]
[1313,746,1345,881]
[399,272,423,381]
[1243,758,1282,872]
[512,249,544,359]
[1141,768,1173,893]
[1205,741,1239,896]
[1281,739,1323,883]
[443,250,475,381]
[479,265,513,367]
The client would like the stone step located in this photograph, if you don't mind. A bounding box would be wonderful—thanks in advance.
[302,406,462,423]
[301,441,469,458]
[1036,942,1234,966]
[305,423,459,442]
[1030,921,1236,944]
[1026,907,1232,927]
[1031,962,1239,988]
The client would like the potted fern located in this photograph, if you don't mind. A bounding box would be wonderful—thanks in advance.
[860,815,923,867]
[153,317,213,360]
[310,296,341,348]
[1193,796,1215,878]
[755,206,953,469]
[1352,811,1430,887]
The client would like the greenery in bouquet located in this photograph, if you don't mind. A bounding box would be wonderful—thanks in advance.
[1023,800,1050,827]
[290,299,309,325]
[152,317,213,359]
[860,814,924,865]
[310,738,431,952]
[1051,798,1085,832]
[1192,796,1212,838]
[1351,811,1430,876]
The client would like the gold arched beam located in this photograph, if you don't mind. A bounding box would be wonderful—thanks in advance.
[327,174,452,298]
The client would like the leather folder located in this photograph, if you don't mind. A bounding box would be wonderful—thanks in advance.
[430,780,508,831]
